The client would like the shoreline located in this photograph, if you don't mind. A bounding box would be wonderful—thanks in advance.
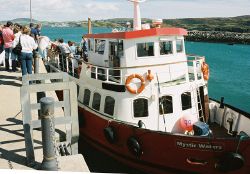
[186,31,250,45]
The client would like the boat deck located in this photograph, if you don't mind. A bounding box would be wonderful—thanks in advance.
[209,123,234,138]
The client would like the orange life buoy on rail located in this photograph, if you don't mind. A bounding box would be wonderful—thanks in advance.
[201,62,209,81]
[125,74,145,94]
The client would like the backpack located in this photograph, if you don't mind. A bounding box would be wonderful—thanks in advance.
[12,36,22,55]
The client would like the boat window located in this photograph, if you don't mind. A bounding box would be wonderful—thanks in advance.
[88,39,94,51]
[117,40,124,57]
[159,96,173,114]
[160,41,173,55]
[133,98,149,117]
[104,96,115,116]
[176,40,183,53]
[181,92,192,110]
[83,89,91,106]
[137,42,154,57]
[95,39,105,54]
[92,92,101,111]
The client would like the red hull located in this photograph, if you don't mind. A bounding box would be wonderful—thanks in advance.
[78,107,250,174]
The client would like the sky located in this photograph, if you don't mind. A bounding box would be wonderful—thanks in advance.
[0,0,249,22]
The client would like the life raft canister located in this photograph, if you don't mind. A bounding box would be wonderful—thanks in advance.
[215,152,245,172]
[125,74,145,94]
[201,62,209,81]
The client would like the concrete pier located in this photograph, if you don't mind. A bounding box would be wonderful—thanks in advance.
[0,60,89,172]
[186,31,250,44]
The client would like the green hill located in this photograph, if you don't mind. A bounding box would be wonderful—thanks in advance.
[163,15,250,33]
[1,16,250,33]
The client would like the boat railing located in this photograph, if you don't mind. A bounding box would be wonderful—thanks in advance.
[46,51,206,85]
[86,65,124,84]
[47,52,82,79]
[187,55,205,82]
[85,55,205,84]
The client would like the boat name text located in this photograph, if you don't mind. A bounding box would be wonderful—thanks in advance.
[176,140,223,151]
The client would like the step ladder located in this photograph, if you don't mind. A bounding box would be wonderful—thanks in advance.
[191,84,205,122]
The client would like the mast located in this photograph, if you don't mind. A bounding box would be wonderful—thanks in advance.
[30,0,32,23]
[128,0,146,31]
[88,17,92,34]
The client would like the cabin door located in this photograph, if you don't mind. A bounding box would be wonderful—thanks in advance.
[109,41,122,81]
[109,41,120,68]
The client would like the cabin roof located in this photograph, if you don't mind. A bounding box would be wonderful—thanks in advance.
[85,27,188,39]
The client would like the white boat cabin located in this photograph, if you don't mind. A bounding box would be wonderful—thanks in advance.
[78,27,207,134]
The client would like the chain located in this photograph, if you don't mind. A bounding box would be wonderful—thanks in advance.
[8,160,13,169]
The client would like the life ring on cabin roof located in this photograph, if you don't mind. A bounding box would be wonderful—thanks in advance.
[125,74,145,94]
[201,62,210,81]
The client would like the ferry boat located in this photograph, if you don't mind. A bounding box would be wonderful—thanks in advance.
[46,0,250,173]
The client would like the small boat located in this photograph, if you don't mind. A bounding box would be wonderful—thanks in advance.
[47,0,250,173]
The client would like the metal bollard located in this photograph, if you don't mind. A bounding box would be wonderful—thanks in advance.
[40,97,58,171]
[219,97,225,108]
[34,51,40,74]
[34,51,46,119]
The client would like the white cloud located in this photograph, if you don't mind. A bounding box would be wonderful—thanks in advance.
[0,0,249,21]
[84,3,119,11]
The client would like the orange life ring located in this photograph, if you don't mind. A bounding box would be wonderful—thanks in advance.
[125,74,145,94]
[201,62,209,81]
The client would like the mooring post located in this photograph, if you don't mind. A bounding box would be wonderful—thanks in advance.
[40,97,58,171]
[34,52,46,119]
[34,51,40,74]
[219,97,225,108]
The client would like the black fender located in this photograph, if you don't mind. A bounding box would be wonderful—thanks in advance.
[103,126,117,144]
[215,152,245,172]
[127,136,143,158]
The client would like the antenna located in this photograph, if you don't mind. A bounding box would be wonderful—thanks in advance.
[30,0,32,23]
[128,0,146,31]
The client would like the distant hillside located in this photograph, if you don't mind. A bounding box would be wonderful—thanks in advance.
[0,18,40,25]
[0,18,84,27]
[94,16,250,32]
[163,15,250,33]
[0,16,250,32]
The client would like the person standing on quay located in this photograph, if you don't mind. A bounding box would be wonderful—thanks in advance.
[11,25,22,72]
[35,24,42,37]
[30,23,39,42]
[14,26,37,76]
[0,25,4,54]
[2,21,14,71]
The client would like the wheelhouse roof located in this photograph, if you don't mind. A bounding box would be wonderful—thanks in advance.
[85,27,188,39]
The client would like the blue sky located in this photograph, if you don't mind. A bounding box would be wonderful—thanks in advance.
[0,0,249,21]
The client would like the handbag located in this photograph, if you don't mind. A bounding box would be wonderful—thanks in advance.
[12,36,22,55]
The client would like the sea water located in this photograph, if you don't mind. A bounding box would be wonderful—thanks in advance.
[42,27,250,113]
[185,42,250,113]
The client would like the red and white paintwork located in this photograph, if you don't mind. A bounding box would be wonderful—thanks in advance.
[77,104,250,174]
[50,1,250,173]
[73,25,250,173]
